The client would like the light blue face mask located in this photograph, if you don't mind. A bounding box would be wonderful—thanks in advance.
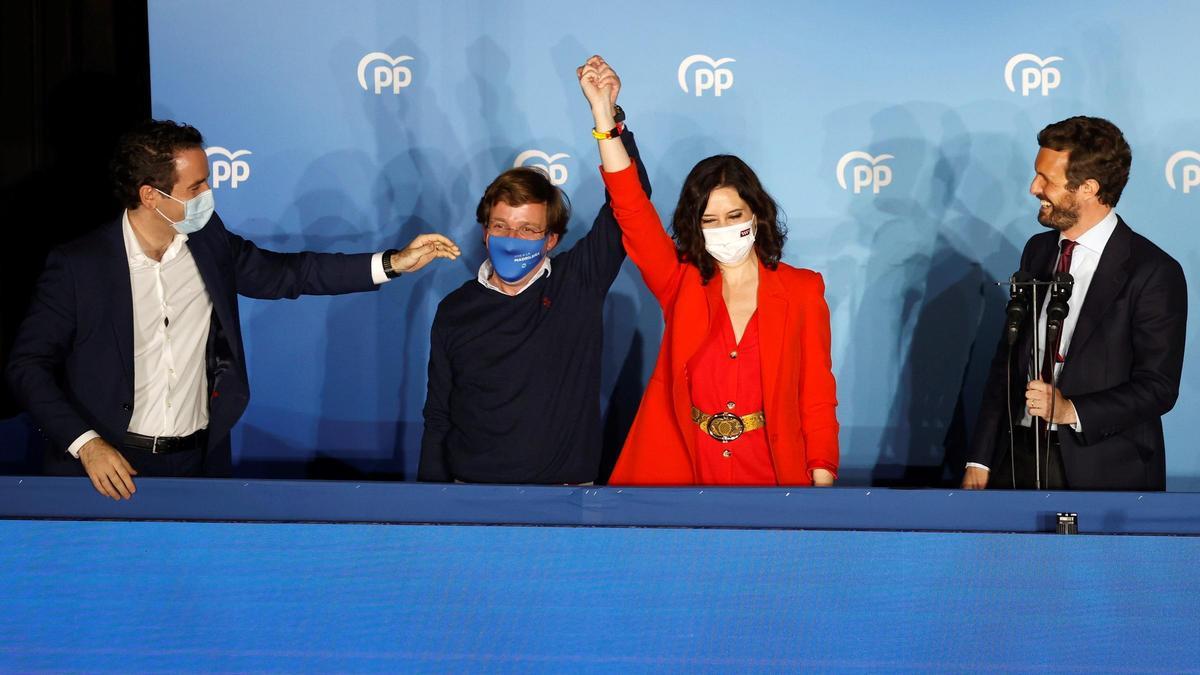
[488,234,547,283]
[155,187,215,235]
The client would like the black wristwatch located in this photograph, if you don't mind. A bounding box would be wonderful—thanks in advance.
[381,249,402,278]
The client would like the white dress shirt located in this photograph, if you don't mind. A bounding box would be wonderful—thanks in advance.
[969,210,1118,472]
[68,213,394,458]
[476,258,551,295]
[1020,210,1118,428]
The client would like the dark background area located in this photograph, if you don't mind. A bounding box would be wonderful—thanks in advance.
[1,0,150,470]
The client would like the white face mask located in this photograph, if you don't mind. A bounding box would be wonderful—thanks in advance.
[155,187,215,235]
[702,217,756,265]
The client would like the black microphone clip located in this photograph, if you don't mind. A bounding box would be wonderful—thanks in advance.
[1045,272,1074,332]
[1004,271,1034,346]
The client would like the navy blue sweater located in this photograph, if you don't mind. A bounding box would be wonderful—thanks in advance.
[419,132,649,483]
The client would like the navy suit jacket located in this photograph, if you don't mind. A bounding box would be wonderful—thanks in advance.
[5,213,380,476]
[969,218,1188,491]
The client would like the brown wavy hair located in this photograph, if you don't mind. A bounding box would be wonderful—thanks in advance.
[671,155,786,284]
[1037,116,1132,207]
[476,167,571,237]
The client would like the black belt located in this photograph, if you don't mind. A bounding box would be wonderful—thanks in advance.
[123,430,206,454]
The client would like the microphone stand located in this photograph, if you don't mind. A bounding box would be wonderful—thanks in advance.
[1030,283,1042,490]
[992,278,1073,490]
[1041,274,1074,490]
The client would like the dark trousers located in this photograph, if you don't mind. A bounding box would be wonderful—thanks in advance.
[44,440,204,478]
[991,425,1068,490]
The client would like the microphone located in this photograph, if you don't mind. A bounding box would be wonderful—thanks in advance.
[1004,271,1034,346]
[1045,272,1074,334]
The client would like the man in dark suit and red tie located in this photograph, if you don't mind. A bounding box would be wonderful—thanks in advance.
[6,120,460,500]
[965,116,1187,491]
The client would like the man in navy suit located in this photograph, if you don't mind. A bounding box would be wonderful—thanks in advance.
[965,116,1187,491]
[5,120,460,499]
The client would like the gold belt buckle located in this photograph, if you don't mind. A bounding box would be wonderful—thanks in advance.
[706,412,745,443]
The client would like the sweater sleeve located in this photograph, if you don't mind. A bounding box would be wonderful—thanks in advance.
[557,132,651,294]
[418,311,453,482]
[599,163,685,306]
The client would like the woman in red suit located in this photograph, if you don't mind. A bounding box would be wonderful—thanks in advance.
[578,56,839,486]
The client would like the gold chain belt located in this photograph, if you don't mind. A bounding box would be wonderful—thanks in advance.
[691,406,765,443]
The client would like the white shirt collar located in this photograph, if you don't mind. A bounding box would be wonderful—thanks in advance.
[122,210,190,269]
[476,258,552,295]
[1064,209,1118,257]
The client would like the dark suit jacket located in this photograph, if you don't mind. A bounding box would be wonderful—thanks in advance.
[5,213,379,476]
[969,217,1188,491]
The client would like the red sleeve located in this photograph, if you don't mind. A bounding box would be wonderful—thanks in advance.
[797,271,840,476]
[599,163,684,305]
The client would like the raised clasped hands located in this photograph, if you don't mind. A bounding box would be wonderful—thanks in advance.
[577,55,621,125]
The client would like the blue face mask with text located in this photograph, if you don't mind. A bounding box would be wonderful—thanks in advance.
[488,235,546,283]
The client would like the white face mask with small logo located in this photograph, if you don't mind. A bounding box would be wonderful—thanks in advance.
[702,217,756,265]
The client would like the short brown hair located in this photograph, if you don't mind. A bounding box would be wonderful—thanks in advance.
[1037,116,1132,207]
[475,167,570,237]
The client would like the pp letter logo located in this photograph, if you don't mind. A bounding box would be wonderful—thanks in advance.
[1005,53,1063,96]
[837,151,894,194]
[206,147,252,189]
[678,55,735,97]
[514,150,570,186]
[1166,151,1200,194]
[357,52,415,94]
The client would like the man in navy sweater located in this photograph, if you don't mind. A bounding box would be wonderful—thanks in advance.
[419,83,649,484]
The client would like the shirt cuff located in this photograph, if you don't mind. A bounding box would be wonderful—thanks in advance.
[371,252,390,285]
[965,462,990,472]
[68,430,101,459]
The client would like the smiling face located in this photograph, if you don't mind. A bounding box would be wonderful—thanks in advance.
[1029,147,1081,232]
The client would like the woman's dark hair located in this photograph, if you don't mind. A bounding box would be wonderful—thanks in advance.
[1037,116,1132,207]
[671,155,786,284]
[111,119,205,209]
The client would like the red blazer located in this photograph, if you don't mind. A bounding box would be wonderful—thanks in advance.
[602,164,840,486]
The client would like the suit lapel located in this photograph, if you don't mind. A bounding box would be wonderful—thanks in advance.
[756,263,789,421]
[186,227,242,364]
[103,220,135,387]
[1027,232,1060,281]
[1062,219,1131,382]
